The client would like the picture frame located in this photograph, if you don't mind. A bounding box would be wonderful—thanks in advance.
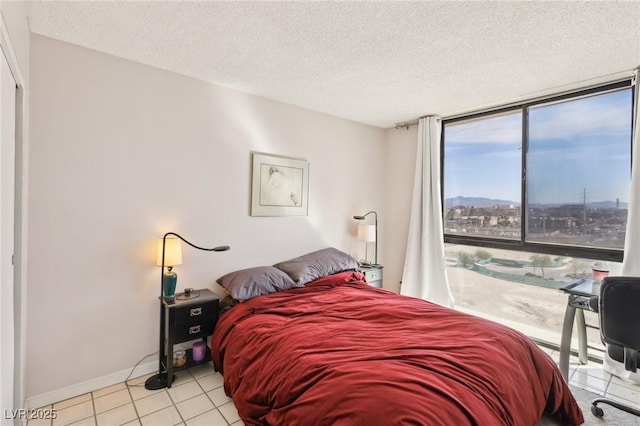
[250,152,309,216]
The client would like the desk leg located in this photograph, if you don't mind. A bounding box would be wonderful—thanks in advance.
[560,301,576,380]
[576,308,588,365]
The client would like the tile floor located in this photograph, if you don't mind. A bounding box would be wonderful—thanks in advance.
[540,345,640,412]
[27,363,240,426]
[28,348,640,426]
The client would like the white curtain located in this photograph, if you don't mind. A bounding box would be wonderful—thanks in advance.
[605,69,640,383]
[401,117,455,307]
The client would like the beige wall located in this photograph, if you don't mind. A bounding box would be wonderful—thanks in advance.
[27,35,387,399]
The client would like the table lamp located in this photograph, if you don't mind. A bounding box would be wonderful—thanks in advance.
[353,211,378,265]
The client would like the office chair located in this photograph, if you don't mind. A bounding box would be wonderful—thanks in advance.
[589,276,640,418]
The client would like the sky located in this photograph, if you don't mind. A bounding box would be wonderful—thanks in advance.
[444,88,632,205]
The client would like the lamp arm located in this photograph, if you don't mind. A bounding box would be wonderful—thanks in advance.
[163,232,230,252]
[160,232,231,298]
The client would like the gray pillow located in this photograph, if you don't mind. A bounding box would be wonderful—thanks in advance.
[217,266,300,300]
[273,247,359,285]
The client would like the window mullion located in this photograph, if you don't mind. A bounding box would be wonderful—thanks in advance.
[521,106,528,247]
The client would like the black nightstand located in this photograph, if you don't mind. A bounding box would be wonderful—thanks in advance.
[145,289,219,389]
[359,264,383,288]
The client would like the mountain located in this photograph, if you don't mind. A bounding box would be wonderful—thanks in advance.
[445,196,519,208]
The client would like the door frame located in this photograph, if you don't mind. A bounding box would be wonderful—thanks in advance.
[0,12,28,420]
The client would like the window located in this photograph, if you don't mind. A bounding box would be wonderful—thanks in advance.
[443,81,634,261]
[444,110,522,240]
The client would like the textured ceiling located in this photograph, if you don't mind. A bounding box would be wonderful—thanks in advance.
[28,1,640,129]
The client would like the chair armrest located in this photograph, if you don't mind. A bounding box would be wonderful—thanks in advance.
[589,295,599,312]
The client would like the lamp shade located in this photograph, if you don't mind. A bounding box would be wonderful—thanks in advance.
[357,224,376,242]
[156,237,183,267]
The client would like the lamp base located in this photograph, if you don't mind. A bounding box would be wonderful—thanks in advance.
[144,372,174,390]
[162,270,178,300]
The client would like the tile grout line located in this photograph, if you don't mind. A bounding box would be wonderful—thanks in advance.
[90,390,98,426]
[161,366,230,425]
[195,369,230,425]
[95,387,136,425]
[165,370,190,425]
[136,390,172,424]
[125,381,143,426]
[179,368,229,425]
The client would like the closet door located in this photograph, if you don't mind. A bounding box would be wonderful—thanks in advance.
[0,48,16,423]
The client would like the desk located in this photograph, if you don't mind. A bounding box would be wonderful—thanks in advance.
[559,279,600,380]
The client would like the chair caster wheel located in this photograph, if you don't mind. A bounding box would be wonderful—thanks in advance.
[591,404,604,418]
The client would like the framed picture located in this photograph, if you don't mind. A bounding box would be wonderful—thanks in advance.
[250,152,309,216]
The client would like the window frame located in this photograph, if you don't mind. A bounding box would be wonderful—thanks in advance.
[441,79,635,263]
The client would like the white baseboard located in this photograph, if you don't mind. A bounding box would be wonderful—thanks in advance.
[24,360,157,410]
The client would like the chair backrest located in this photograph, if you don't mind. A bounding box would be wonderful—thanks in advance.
[599,276,640,372]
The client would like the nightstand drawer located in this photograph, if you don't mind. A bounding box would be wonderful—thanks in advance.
[363,268,382,282]
[174,321,215,342]
[175,300,218,324]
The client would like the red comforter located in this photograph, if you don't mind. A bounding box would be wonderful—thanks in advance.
[212,271,583,425]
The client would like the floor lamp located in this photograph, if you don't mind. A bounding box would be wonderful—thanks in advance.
[353,211,378,265]
[145,232,230,390]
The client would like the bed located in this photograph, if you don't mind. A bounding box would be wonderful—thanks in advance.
[211,249,584,425]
